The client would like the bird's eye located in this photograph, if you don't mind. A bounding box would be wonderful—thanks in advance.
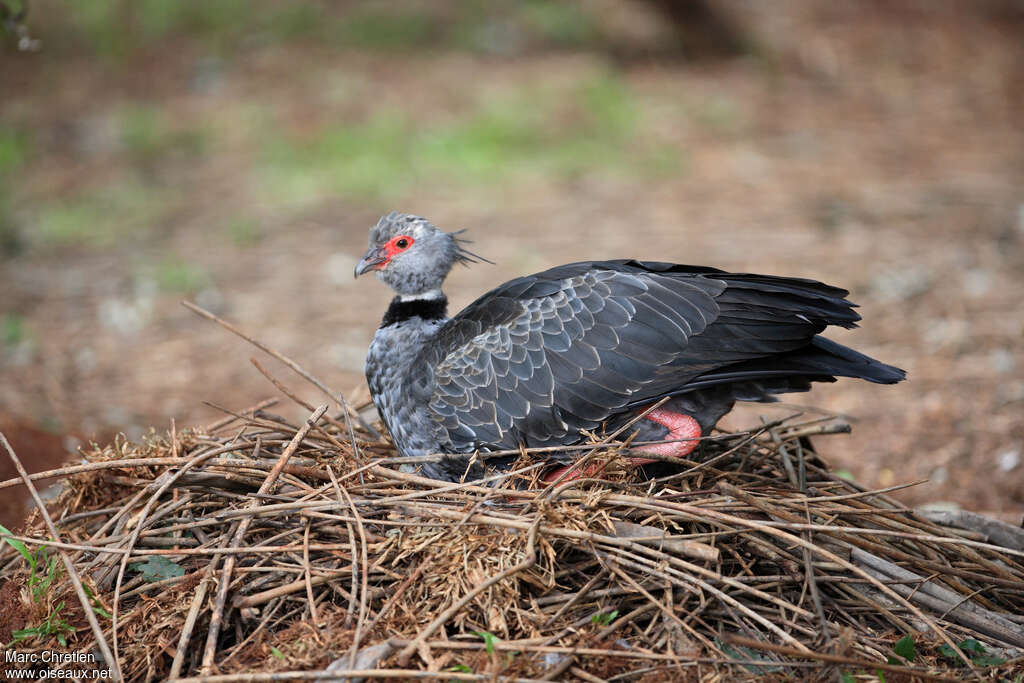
[385,234,414,256]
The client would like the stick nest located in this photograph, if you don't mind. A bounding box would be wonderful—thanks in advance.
[2,404,1023,681]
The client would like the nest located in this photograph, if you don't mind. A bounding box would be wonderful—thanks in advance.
[1,309,1023,681]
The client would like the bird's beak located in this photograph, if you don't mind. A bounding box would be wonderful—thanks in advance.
[354,246,388,277]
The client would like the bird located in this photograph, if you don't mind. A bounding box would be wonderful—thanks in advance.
[355,212,905,483]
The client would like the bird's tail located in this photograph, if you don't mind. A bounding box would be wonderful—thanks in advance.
[677,335,906,393]
[803,336,906,384]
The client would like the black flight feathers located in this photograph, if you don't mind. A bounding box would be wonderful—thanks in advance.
[412,259,903,452]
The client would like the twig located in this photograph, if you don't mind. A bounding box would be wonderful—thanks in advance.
[183,301,376,438]
[720,634,967,683]
[1,432,121,680]
[200,405,328,674]
[169,521,237,679]
[395,517,541,666]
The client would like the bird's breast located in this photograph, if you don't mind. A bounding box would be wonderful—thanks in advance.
[364,318,446,458]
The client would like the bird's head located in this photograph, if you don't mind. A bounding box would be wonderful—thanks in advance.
[355,212,490,297]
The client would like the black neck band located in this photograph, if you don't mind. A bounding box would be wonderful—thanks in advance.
[380,296,448,327]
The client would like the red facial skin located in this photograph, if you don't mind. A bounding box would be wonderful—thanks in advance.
[376,234,414,268]
[542,408,701,483]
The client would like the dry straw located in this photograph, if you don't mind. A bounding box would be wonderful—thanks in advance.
[1,303,1022,681]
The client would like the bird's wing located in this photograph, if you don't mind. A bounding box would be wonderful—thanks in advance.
[423,260,858,451]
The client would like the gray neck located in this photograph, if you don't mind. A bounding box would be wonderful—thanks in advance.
[365,297,449,460]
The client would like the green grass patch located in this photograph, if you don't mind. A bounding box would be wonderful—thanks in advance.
[0,529,78,647]
[259,72,681,204]
[262,112,413,203]
[0,127,30,252]
[2,313,27,348]
[32,181,170,248]
[67,0,253,57]
[58,1,609,60]
[263,4,327,42]
[135,0,250,40]
[120,105,208,165]
[335,7,433,50]
[154,257,210,294]
[519,0,599,47]
[0,127,30,176]
[0,191,19,255]
[225,217,263,246]
[12,601,76,647]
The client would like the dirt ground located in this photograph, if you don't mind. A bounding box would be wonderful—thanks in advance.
[1,1,1022,527]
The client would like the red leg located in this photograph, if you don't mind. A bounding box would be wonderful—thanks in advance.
[630,407,702,461]
[542,408,702,483]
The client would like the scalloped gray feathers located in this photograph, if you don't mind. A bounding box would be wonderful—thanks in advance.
[364,257,905,481]
[420,260,897,451]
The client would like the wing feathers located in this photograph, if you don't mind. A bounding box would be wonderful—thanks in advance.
[424,260,884,452]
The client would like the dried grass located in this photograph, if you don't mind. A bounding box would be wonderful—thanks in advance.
[1,308,1023,681]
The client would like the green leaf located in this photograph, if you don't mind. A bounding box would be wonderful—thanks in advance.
[448,663,473,673]
[25,549,62,603]
[0,524,32,566]
[11,626,36,642]
[11,601,75,646]
[971,655,1006,667]
[887,634,915,664]
[131,556,185,582]
[270,646,284,660]
[938,639,1005,667]
[591,609,619,626]
[958,638,985,655]
[473,630,499,655]
[839,673,856,683]
[82,585,112,619]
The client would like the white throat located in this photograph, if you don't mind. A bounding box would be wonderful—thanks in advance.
[399,289,444,302]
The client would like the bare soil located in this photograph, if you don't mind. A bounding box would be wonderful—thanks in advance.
[0,578,29,645]
[1,2,1022,521]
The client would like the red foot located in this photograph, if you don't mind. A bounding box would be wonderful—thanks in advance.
[635,408,702,459]
[542,408,702,483]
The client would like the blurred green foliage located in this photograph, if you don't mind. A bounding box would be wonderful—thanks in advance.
[2,313,27,348]
[0,127,29,255]
[71,0,256,57]
[4,1,685,251]
[261,72,681,203]
[154,257,210,294]
[34,182,169,247]
[336,7,433,50]
[0,127,29,174]
[519,0,597,46]
[119,105,208,165]
[225,217,263,247]
[57,0,601,58]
